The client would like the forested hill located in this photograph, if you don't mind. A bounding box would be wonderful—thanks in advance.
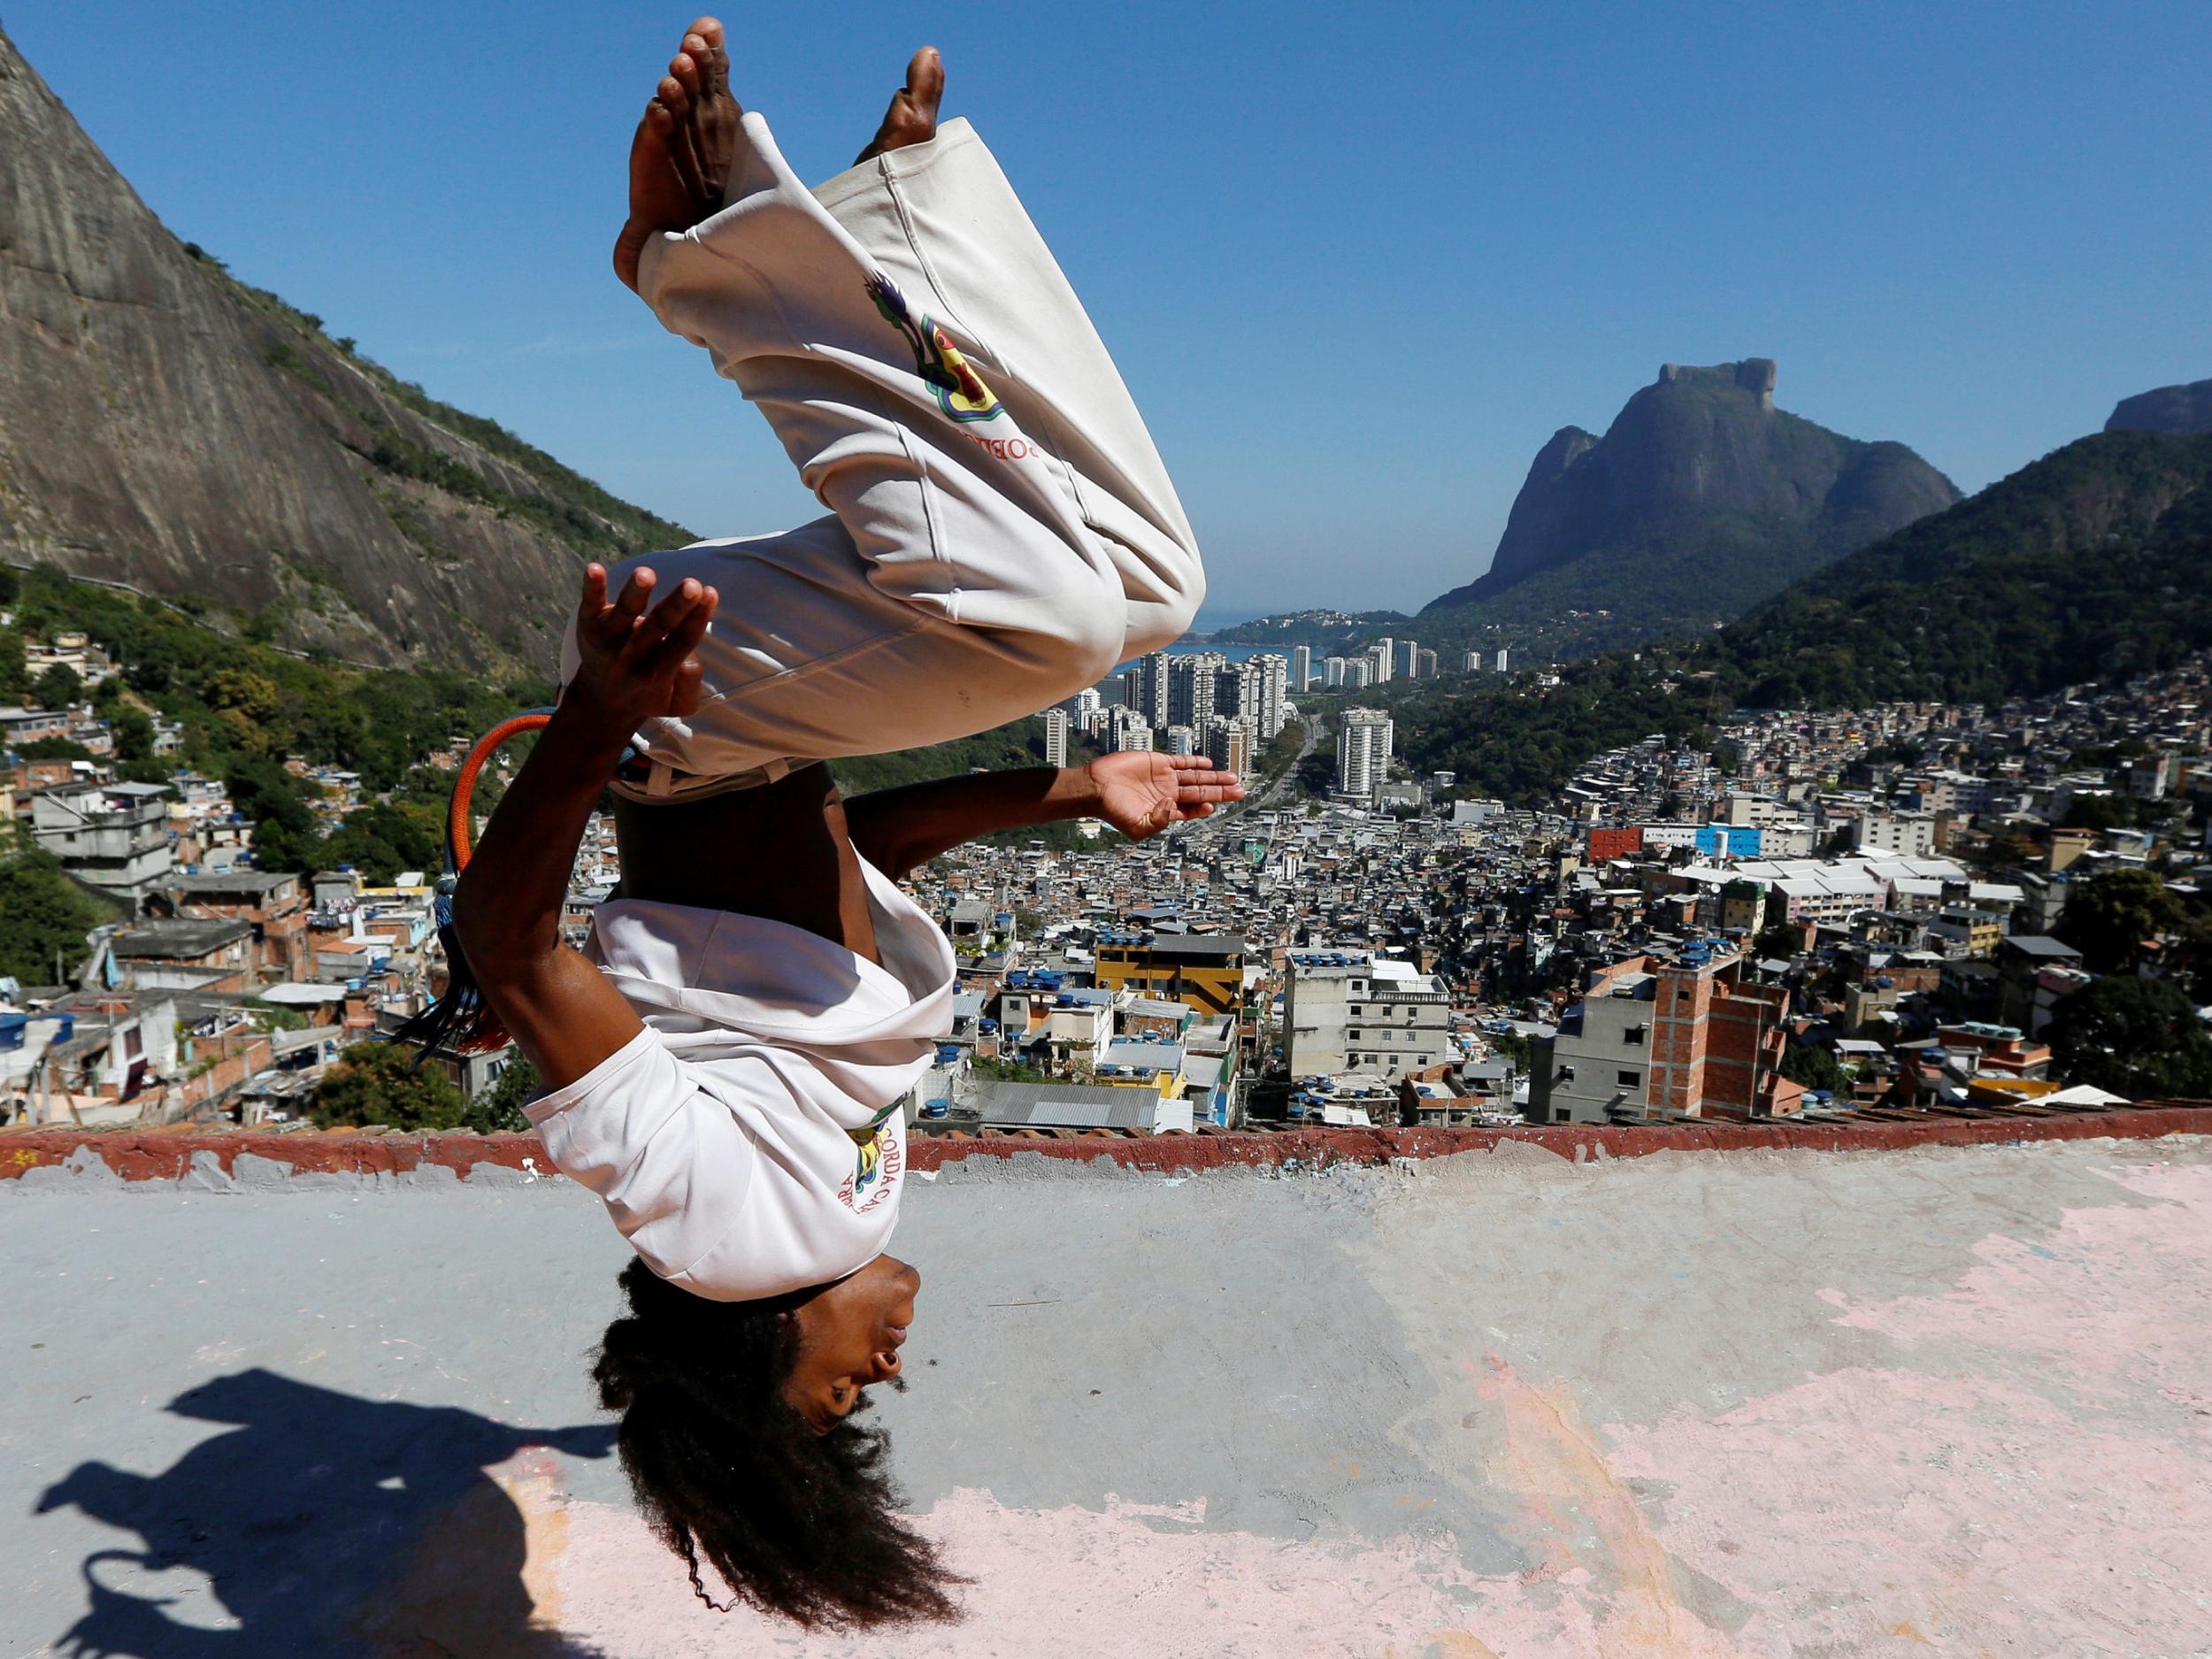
[1713,429,2212,709]
[0,25,687,675]
[1393,429,2212,802]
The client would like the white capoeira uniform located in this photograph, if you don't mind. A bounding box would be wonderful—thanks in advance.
[526,856,954,1300]
[560,111,1205,795]
[533,114,1201,1298]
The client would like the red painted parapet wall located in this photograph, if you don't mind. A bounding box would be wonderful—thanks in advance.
[4,1102,2210,1185]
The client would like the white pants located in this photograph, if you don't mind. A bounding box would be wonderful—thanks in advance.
[563,113,1204,788]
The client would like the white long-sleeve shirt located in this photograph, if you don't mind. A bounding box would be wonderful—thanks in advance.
[526,855,954,1301]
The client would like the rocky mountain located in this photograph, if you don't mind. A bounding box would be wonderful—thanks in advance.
[0,26,687,672]
[1421,360,1961,636]
[1395,428,2212,803]
[2107,377,2212,438]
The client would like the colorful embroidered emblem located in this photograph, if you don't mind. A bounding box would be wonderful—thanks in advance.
[844,1102,901,1209]
[866,273,1003,423]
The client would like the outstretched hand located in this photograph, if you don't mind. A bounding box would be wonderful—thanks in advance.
[1087,751,1245,840]
[569,564,719,730]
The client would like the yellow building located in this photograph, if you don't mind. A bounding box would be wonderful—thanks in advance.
[1092,931,1245,1017]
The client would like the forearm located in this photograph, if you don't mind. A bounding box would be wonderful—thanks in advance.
[842,765,1101,878]
[452,704,630,973]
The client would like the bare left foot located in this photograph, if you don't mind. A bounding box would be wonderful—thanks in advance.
[612,17,741,293]
[854,47,944,165]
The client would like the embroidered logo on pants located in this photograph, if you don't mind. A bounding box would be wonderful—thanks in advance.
[839,1102,902,1213]
[866,273,1004,423]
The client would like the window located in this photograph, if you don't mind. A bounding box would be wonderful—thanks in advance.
[1617,1069,1642,1087]
[1625,1025,1646,1047]
[1557,1065,1575,1082]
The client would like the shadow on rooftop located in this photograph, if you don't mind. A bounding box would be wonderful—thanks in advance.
[35,1367,616,1657]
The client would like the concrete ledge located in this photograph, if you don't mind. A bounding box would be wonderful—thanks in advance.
[5,1102,2210,1185]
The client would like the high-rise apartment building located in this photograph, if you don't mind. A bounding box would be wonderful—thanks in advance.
[1166,652,1223,730]
[1460,650,1483,672]
[1370,639,1394,683]
[1204,715,1253,777]
[1346,657,1374,689]
[1121,651,1171,724]
[1043,708,1071,768]
[1164,724,1197,756]
[1291,644,1313,690]
[1240,654,1289,738]
[1111,707,1153,751]
[1494,648,1510,673]
[1413,648,1438,680]
[1324,657,1349,687]
[1337,707,1394,798]
[1394,639,1420,679]
[1212,664,1243,724]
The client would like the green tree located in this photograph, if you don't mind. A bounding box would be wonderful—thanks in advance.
[465,1055,540,1134]
[203,666,283,726]
[320,803,441,885]
[0,628,29,703]
[2055,869,2183,974]
[2045,976,2212,1100]
[16,736,95,761]
[970,1053,1052,1085]
[2061,794,2135,832]
[111,707,157,761]
[0,833,115,985]
[33,662,82,709]
[1486,1029,1534,1074]
[309,1041,466,1131]
[223,756,323,873]
[1779,1041,1847,1094]
[1755,920,1806,960]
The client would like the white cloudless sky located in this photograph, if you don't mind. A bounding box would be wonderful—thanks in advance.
[8,1,2209,613]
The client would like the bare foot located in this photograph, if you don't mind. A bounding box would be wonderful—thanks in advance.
[854,47,944,166]
[612,17,741,293]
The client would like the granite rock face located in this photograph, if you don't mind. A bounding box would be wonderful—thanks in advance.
[1425,359,1960,624]
[2107,378,2212,438]
[0,27,687,671]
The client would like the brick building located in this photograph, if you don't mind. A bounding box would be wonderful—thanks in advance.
[1530,950,1798,1124]
[163,871,309,982]
[1586,826,1645,862]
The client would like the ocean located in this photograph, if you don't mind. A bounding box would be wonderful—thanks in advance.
[1103,605,1284,672]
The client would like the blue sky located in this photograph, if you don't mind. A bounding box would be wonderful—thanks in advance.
[9,2,2209,615]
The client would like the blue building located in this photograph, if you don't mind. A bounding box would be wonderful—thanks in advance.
[1694,824,1763,859]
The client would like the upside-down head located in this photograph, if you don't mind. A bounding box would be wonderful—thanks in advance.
[592,1256,958,1629]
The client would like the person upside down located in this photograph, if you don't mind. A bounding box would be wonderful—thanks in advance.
[440,19,1230,1632]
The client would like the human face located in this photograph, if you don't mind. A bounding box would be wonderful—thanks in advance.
[784,1254,920,1433]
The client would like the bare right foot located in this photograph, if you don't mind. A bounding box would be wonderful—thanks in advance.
[613,17,741,293]
[855,48,944,166]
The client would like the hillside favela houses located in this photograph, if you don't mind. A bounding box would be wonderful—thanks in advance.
[12,619,2212,1140]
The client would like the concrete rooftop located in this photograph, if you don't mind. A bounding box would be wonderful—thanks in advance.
[6,1130,2210,1657]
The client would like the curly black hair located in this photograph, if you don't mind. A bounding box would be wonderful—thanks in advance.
[591,1258,965,1629]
